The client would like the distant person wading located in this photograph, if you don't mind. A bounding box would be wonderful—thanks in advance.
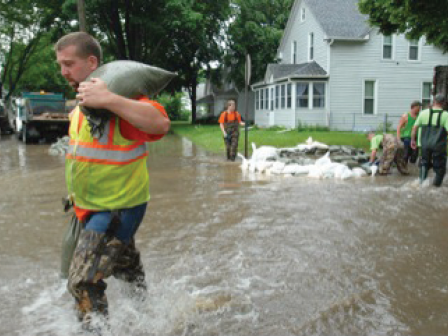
[219,99,245,161]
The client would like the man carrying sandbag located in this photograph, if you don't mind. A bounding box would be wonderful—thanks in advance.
[411,94,448,186]
[55,32,171,329]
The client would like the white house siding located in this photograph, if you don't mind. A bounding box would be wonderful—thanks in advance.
[296,109,327,128]
[255,110,270,127]
[281,1,328,70]
[329,30,448,131]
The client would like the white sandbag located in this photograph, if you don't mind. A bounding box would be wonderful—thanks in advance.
[251,143,278,162]
[352,167,367,178]
[315,152,331,166]
[270,162,286,174]
[310,141,329,150]
[238,153,251,171]
[334,165,350,179]
[308,165,324,178]
[255,161,274,174]
[340,168,354,180]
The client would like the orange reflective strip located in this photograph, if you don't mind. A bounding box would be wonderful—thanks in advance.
[69,139,144,151]
[66,153,148,165]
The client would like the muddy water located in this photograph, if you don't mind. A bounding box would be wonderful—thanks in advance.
[1,134,448,336]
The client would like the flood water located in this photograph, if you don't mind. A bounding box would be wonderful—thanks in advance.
[1,134,448,336]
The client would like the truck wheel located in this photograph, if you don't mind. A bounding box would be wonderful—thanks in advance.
[22,124,29,143]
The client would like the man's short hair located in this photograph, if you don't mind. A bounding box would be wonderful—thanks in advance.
[54,32,102,64]
[411,100,422,108]
[434,93,446,105]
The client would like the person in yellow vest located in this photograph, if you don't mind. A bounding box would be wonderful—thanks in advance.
[396,100,421,163]
[55,32,170,329]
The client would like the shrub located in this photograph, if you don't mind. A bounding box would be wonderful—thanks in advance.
[376,121,393,133]
[157,92,190,121]
[297,120,330,132]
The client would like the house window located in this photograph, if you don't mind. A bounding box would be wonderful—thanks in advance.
[260,89,264,109]
[409,39,419,61]
[296,83,309,108]
[265,88,269,110]
[255,90,259,110]
[313,83,325,108]
[271,88,274,111]
[309,33,314,61]
[422,82,432,108]
[364,80,376,115]
[301,7,306,22]
[292,41,297,64]
[287,84,292,108]
[383,35,393,59]
[281,85,286,108]
[275,85,279,109]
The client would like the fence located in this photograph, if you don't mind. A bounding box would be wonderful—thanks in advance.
[328,113,401,133]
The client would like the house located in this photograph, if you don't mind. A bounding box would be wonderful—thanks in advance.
[252,0,448,131]
[196,76,255,122]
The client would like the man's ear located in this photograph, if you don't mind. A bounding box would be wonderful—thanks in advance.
[87,55,99,70]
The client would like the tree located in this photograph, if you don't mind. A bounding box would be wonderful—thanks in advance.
[0,0,70,101]
[225,0,294,89]
[358,0,448,52]
[159,0,231,123]
[64,0,230,123]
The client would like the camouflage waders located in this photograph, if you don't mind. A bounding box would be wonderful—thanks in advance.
[224,122,240,161]
[379,134,409,175]
[68,229,146,326]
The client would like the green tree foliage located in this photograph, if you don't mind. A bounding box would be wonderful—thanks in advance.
[358,0,448,52]
[0,0,70,100]
[64,0,230,123]
[225,0,293,89]
[159,0,230,123]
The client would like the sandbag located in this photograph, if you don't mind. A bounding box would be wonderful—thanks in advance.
[81,60,176,138]
[60,214,84,279]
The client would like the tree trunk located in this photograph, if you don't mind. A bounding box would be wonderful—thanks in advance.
[77,0,88,32]
[190,76,197,124]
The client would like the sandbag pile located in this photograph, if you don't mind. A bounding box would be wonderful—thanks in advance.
[239,137,375,179]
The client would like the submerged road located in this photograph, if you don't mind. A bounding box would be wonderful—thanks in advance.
[1,134,448,336]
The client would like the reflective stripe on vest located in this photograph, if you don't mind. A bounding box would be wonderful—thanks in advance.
[68,112,147,164]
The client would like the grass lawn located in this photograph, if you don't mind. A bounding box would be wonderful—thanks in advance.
[170,122,371,156]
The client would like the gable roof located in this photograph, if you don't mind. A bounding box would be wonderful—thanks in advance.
[279,0,370,53]
[269,61,327,80]
[306,0,370,39]
[253,61,327,88]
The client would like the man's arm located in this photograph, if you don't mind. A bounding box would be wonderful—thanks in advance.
[396,113,407,140]
[77,78,170,135]
[220,123,226,136]
[410,125,418,149]
[369,150,377,163]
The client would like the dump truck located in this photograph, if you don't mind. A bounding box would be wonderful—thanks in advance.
[433,65,448,109]
[12,91,70,143]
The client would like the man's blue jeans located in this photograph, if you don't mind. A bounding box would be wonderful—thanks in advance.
[84,203,147,244]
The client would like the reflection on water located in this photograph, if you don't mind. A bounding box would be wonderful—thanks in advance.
[1,134,448,335]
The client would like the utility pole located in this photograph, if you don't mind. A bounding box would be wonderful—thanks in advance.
[244,53,251,158]
[77,0,87,32]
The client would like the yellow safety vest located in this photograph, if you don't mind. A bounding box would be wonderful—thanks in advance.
[66,107,150,210]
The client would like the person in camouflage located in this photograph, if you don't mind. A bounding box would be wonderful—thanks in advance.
[367,132,409,175]
[55,32,170,330]
[218,99,245,161]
